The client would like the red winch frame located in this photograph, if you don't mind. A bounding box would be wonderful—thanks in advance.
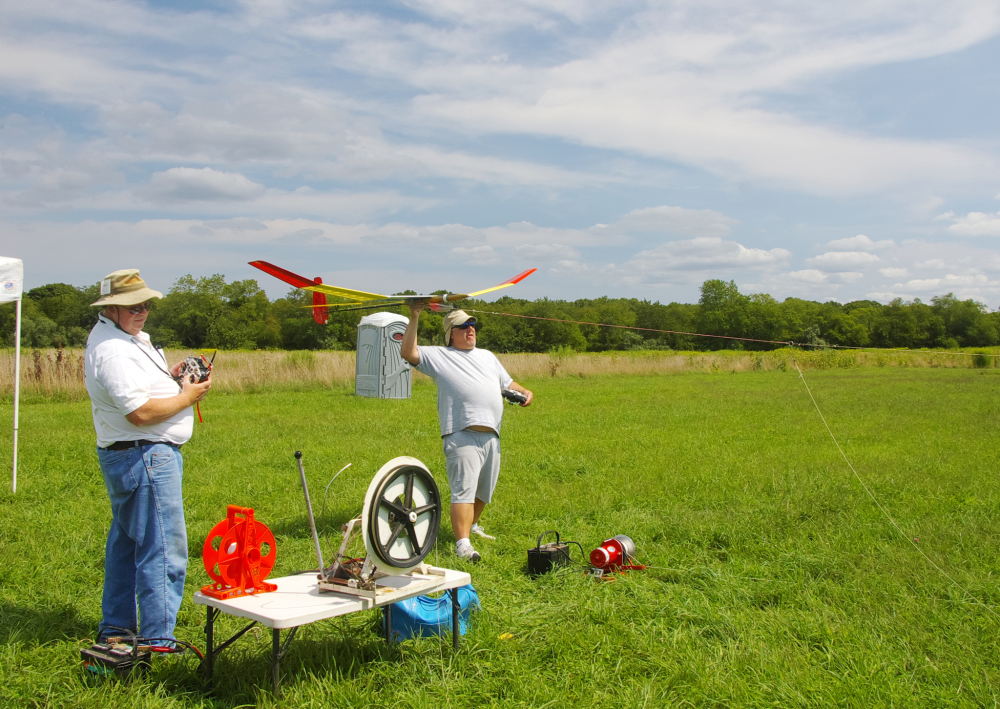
[201,505,278,600]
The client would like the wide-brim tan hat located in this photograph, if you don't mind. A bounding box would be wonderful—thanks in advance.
[90,269,163,307]
[443,309,474,345]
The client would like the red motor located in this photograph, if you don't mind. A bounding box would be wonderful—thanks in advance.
[589,534,644,573]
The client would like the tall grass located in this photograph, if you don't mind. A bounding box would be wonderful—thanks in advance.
[1,346,996,401]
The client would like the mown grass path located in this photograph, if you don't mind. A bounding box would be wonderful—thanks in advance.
[2,368,999,707]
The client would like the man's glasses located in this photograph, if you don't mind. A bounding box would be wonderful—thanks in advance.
[124,301,152,315]
[456,319,478,330]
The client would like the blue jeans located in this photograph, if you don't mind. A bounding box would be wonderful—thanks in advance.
[96,444,187,642]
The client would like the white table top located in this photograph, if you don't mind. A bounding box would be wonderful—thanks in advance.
[192,566,472,630]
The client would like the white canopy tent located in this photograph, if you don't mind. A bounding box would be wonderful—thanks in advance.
[1,257,23,492]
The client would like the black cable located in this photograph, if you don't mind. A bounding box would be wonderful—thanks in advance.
[97,628,205,663]
[557,541,586,565]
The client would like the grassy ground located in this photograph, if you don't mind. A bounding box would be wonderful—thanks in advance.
[1,367,999,707]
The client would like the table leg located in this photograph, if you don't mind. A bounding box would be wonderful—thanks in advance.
[268,626,299,696]
[451,587,460,651]
[205,606,216,688]
[272,629,281,697]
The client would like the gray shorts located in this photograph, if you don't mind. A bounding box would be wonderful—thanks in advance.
[443,429,501,504]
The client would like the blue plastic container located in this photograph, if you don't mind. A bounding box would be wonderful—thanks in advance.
[383,584,479,641]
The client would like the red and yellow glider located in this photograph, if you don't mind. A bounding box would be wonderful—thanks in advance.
[249,260,536,324]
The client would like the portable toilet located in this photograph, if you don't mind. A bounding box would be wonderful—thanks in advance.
[355,312,411,398]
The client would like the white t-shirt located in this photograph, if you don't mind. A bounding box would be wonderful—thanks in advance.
[84,315,193,448]
[415,346,513,437]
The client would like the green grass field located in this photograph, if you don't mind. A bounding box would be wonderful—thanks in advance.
[2,367,999,707]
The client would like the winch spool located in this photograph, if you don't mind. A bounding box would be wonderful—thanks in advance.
[361,457,442,569]
[201,505,277,600]
[297,452,445,598]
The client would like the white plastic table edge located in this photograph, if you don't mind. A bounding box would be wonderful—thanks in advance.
[192,566,472,630]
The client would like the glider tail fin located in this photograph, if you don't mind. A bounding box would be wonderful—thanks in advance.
[312,278,329,325]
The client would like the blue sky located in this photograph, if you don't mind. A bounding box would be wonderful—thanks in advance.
[2,0,999,306]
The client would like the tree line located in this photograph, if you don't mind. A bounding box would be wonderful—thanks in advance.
[1,275,998,352]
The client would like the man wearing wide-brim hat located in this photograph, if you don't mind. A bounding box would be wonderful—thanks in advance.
[401,304,533,563]
[84,269,211,643]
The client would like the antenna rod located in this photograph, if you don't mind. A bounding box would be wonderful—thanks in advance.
[295,451,326,579]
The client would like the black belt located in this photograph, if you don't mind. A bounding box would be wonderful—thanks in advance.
[102,440,181,451]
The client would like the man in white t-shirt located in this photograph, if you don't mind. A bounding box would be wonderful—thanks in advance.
[401,305,532,562]
[84,269,211,643]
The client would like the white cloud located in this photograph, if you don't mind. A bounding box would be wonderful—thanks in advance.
[826,234,895,251]
[880,267,909,278]
[142,167,266,204]
[895,273,992,292]
[404,2,1000,195]
[613,236,791,286]
[483,222,602,247]
[783,268,863,285]
[551,260,590,274]
[944,211,1000,236]
[277,228,329,245]
[867,291,910,301]
[601,205,737,238]
[451,244,500,265]
[204,217,268,231]
[786,269,828,283]
[394,145,605,187]
[806,251,881,270]
[2,0,994,222]
[515,243,582,261]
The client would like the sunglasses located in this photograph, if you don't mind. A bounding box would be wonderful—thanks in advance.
[124,301,152,315]
[455,319,478,330]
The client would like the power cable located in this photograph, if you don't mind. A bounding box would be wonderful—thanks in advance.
[792,360,999,620]
[464,307,1000,359]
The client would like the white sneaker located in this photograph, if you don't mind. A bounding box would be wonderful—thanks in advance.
[471,523,496,540]
[455,540,481,563]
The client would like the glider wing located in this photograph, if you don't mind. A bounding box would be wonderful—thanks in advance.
[249,261,387,301]
[467,268,537,298]
[249,261,536,313]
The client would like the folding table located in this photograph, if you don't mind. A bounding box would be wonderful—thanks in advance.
[193,566,472,694]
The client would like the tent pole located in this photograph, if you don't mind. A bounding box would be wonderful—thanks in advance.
[12,297,20,493]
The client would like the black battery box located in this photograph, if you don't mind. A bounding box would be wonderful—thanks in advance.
[527,531,582,577]
[81,641,151,679]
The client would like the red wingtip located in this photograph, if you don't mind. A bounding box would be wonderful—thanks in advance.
[505,268,537,286]
[249,260,317,290]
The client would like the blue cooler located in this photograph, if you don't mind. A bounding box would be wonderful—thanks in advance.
[383,584,479,641]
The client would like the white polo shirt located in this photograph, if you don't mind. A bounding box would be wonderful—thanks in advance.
[84,315,193,448]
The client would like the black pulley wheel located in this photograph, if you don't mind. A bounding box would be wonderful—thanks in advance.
[361,457,441,569]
